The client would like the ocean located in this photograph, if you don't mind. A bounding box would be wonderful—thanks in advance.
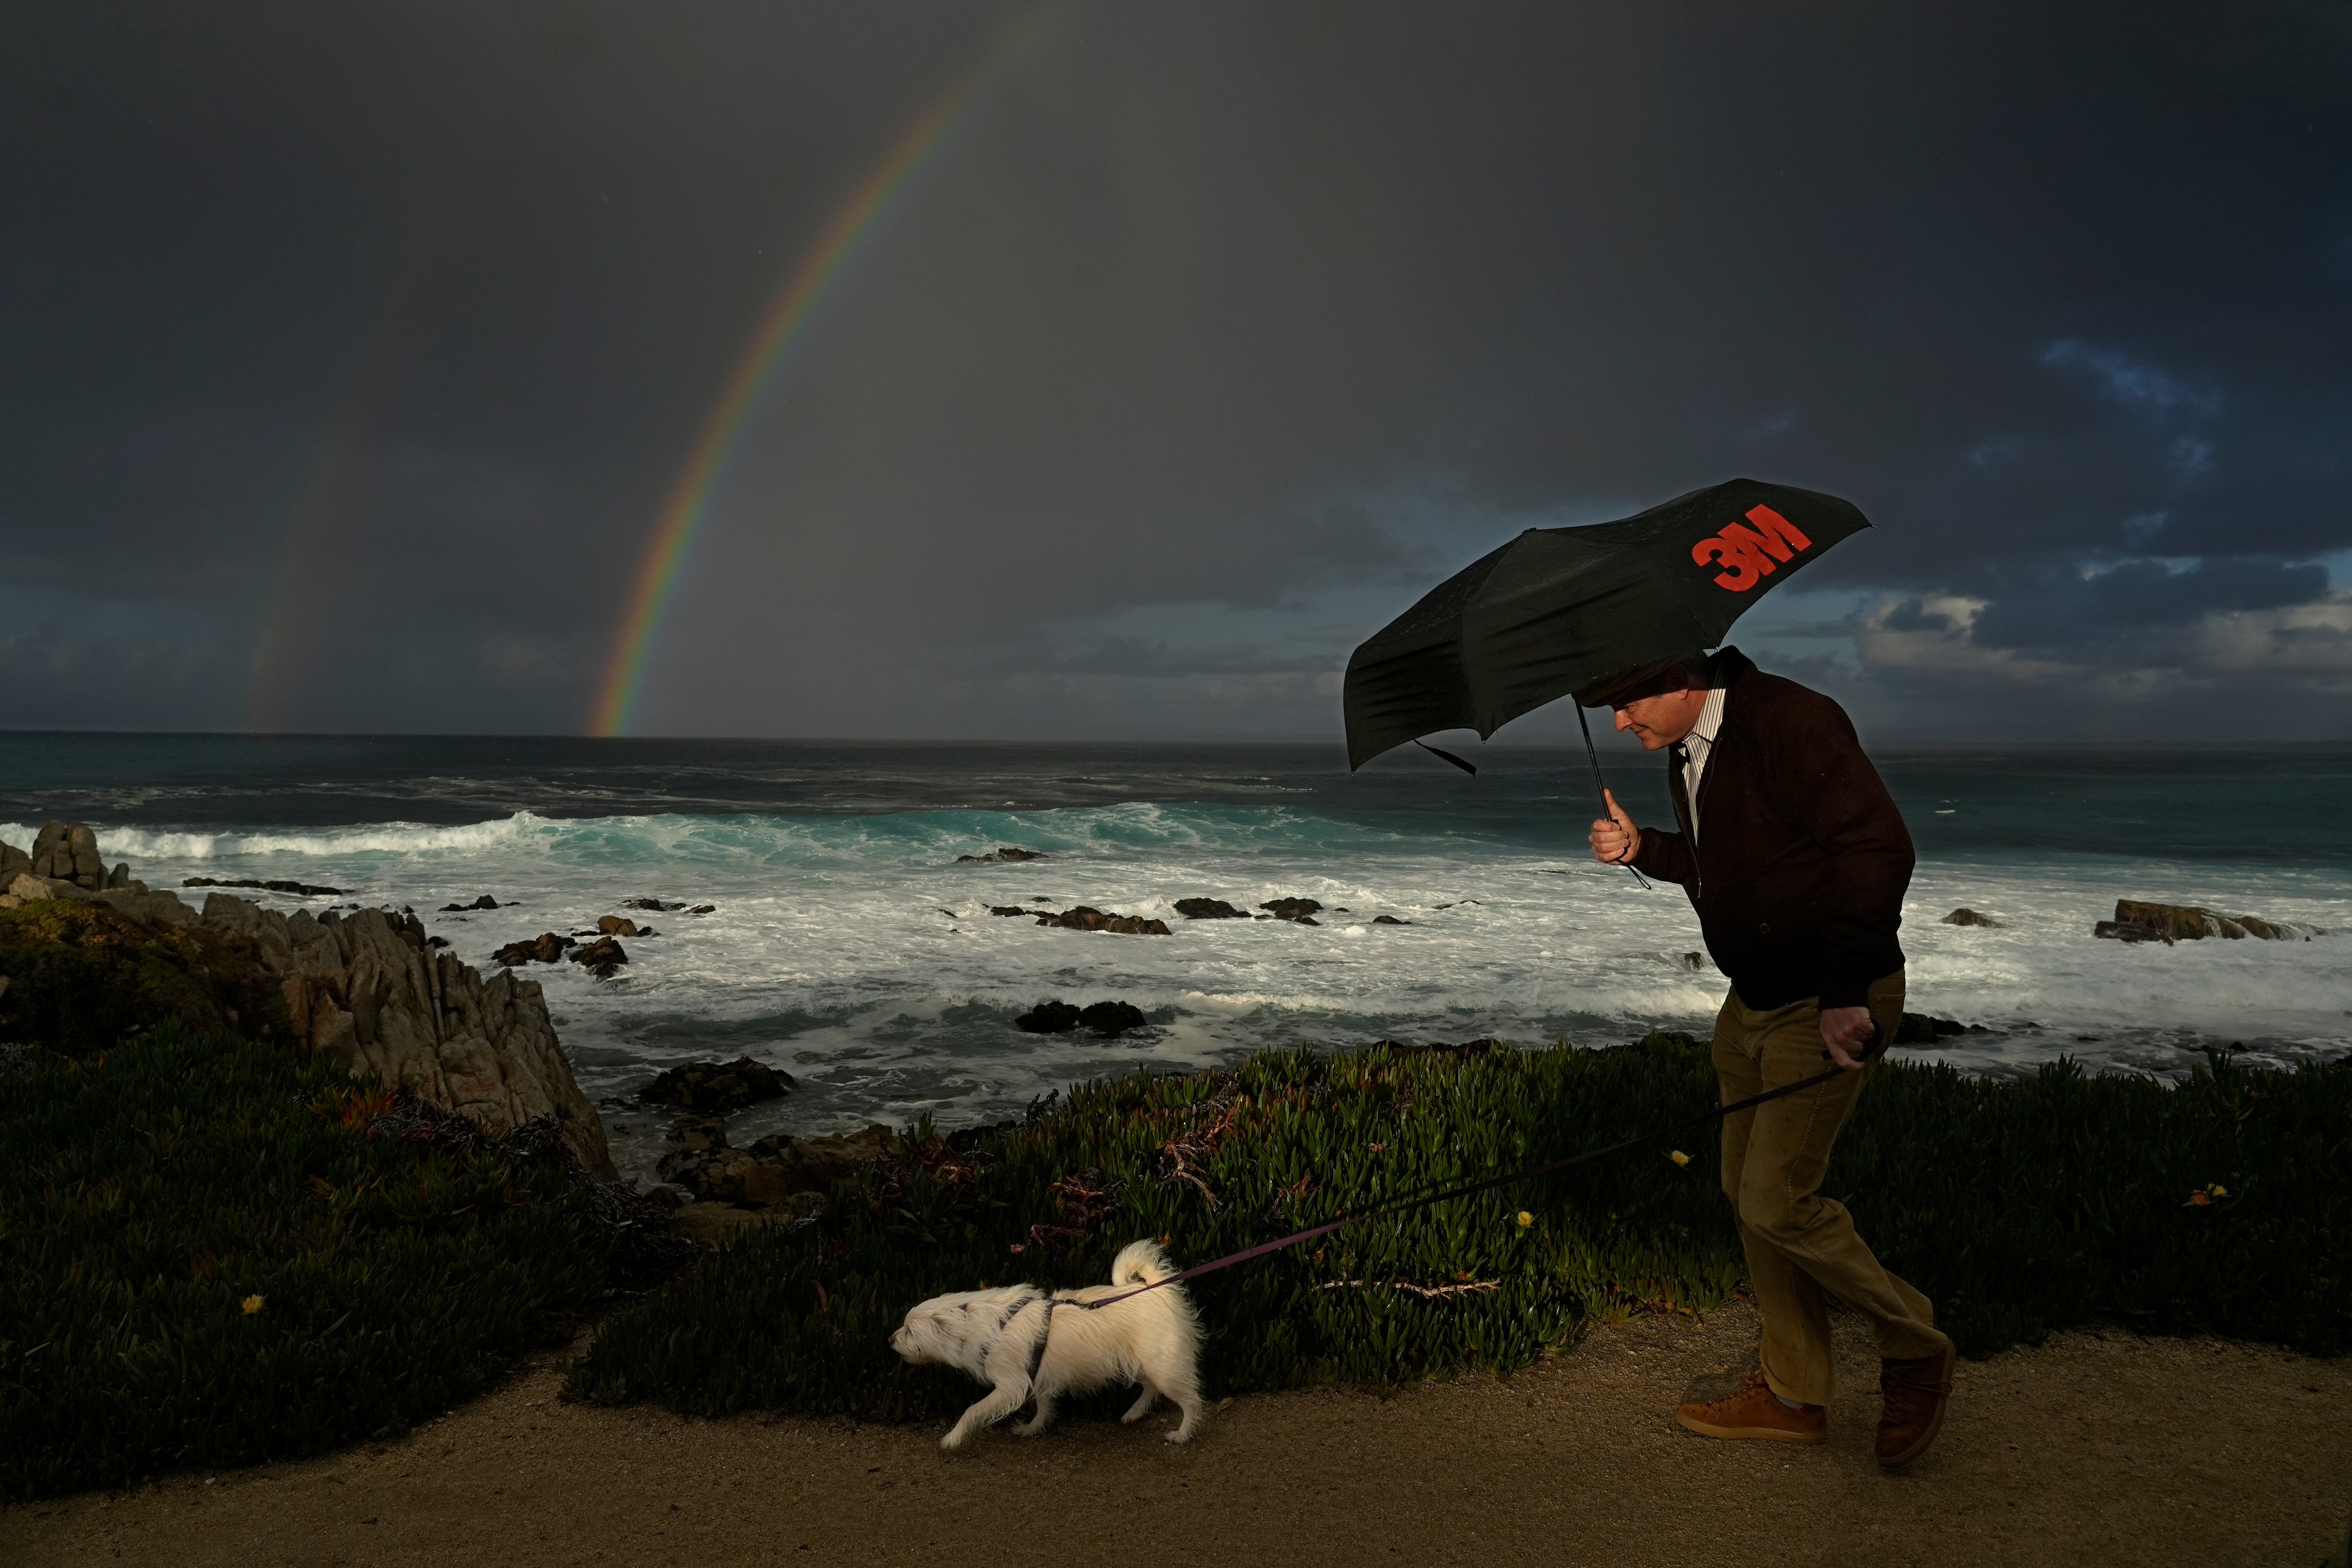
[4,735,2347,1186]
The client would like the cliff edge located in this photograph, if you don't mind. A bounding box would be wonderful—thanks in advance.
[0,819,615,1180]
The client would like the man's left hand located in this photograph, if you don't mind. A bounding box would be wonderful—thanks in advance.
[1821,1006,1876,1071]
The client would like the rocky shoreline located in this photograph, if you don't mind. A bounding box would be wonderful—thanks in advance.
[2,820,615,1181]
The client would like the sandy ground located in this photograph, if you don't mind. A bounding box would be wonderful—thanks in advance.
[5,1303,2348,1568]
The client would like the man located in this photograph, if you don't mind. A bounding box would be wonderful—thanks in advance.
[1584,644,1955,1469]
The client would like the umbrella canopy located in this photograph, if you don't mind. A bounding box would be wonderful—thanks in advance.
[1343,477,1871,769]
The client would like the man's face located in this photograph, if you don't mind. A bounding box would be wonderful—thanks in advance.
[1612,682,1709,750]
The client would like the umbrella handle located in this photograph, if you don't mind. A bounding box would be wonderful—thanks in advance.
[1576,704,1652,890]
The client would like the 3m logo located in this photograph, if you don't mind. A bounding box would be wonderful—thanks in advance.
[1692,504,1813,591]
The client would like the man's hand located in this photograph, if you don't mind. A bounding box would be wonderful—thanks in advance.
[1821,1006,1876,1071]
[1589,788,1642,866]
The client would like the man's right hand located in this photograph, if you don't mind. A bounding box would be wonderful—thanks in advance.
[1589,788,1642,866]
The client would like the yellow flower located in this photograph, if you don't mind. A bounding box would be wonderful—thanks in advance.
[241,1295,264,1315]
[1669,1150,1691,1167]
[2209,1184,2227,1198]
[1516,1211,1533,1228]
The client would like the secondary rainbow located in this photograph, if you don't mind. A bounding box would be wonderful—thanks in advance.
[589,8,1060,737]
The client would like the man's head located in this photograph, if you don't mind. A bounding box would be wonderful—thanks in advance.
[1588,652,1713,751]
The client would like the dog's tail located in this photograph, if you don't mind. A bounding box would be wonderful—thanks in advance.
[1110,1237,1177,1287]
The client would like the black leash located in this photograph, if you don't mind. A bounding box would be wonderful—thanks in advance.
[1078,1040,1875,1311]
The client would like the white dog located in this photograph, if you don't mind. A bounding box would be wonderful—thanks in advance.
[888,1238,1203,1450]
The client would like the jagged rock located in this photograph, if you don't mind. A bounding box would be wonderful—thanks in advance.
[624,897,686,912]
[1078,1000,1147,1035]
[1374,915,1410,926]
[1942,908,2000,927]
[1175,897,1249,919]
[1033,906,1170,935]
[2094,898,2323,944]
[494,931,572,966]
[569,935,628,977]
[955,847,1047,863]
[639,1056,794,1113]
[988,905,1030,917]
[184,876,344,896]
[664,1113,729,1152]
[1891,1013,1989,1046]
[1016,1000,1082,1033]
[182,893,616,1179]
[0,839,29,883]
[688,904,716,915]
[1260,897,1323,921]
[439,895,500,912]
[596,914,641,936]
[29,821,104,890]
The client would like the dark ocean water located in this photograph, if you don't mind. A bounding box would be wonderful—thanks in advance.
[4,735,2346,1183]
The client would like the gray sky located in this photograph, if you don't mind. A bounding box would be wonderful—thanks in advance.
[4,1,2349,743]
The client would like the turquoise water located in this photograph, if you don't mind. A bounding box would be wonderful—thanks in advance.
[4,737,2346,1183]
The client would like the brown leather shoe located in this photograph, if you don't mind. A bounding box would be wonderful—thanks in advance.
[1876,1345,1956,1468]
[1675,1370,1826,1444]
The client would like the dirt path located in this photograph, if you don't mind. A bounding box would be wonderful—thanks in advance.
[7,1304,2347,1568]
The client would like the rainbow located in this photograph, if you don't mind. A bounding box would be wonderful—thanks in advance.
[589,7,1063,737]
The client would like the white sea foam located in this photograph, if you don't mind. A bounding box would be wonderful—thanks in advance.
[32,804,2351,1184]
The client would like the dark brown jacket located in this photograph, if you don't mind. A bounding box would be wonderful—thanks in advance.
[1629,647,1913,1010]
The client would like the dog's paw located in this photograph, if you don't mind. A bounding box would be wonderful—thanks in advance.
[1164,1427,1193,1444]
[939,1429,968,1451]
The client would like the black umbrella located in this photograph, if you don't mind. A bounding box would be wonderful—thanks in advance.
[1344,479,1872,875]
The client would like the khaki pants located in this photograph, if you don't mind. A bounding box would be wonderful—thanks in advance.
[1714,970,1950,1405]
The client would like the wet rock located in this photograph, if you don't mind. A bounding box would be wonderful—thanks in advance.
[624,898,686,911]
[640,1056,794,1113]
[493,931,573,966]
[955,847,1048,863]
[1941,908,2000,927]
[1293,916,1321,926]
[2094,898,2323,944]
[1891,1013,1989,1046]
[185,876,344,897]
[1034,906,1170,935]
[664,1112,731,1152]
[1175,898,1249,919]
[1016,1000,1082,1033]
[439,895,500,912]
[988,905,1031,917]
[1372,914,1410,926]
[569,935,629,977]
[688,904,717,915]
[1259,897,1323,921]
[1078,1000,1147,1035]
[596,914,641,937]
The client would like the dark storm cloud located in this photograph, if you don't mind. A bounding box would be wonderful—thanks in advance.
[2,1,2348,738]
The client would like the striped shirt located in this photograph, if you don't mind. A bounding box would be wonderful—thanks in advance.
[1676,685,1728,839]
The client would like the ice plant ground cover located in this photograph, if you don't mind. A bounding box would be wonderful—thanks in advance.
[568,1035,2352,1424]
[0,1020,614,1500]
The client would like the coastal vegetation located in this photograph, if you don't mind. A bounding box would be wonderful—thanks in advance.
[0,897,662,1501]
[568,1034,2352,1423]
[7,888,2347,1492]
[0,1018,614,1499]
